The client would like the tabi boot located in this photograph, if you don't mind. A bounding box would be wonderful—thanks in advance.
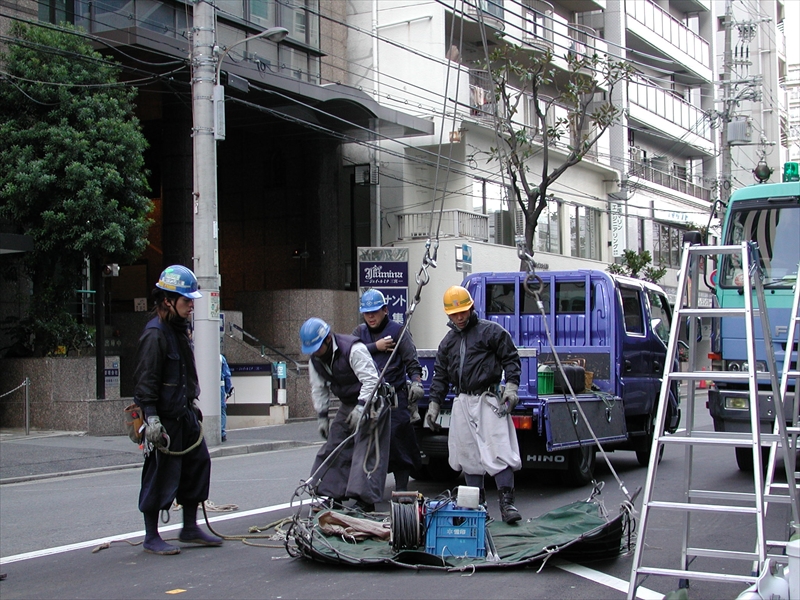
[178,502,224,546]
[498,487,522,524]
[143,511,180,555]
[394,470,410,493]
[353,498,375,513]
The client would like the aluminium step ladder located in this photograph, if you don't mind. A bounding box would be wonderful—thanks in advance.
[763,270,800,553]
[627,242,799,599]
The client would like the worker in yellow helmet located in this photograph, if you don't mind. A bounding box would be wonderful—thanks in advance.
[426,285,523,523]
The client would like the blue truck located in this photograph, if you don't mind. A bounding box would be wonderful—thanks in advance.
[414,269,680,486]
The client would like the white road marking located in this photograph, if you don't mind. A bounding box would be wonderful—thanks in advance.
[0,499,311,565]
[555,561,663,599]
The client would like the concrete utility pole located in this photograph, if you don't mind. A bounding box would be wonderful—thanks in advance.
[720,0,732,204]
[191,0,222,445]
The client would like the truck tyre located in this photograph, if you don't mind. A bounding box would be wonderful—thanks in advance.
[411,458,460,482]
[734,447,769,473]
[635,442,665,467]
[560,445,596,486]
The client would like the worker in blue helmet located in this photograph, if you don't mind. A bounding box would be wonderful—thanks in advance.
[353,289,424,492]
[132,265,222,555]
[300,317,389,513]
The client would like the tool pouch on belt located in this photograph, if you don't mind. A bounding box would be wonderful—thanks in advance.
[124,403,145,444]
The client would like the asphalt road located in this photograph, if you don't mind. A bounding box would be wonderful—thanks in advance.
[0,416,796,599]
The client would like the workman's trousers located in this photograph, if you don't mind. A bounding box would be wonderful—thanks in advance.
[388,387,421,475]
[310,401,390,505]
[139,408,211,513]
[448,392,521,476]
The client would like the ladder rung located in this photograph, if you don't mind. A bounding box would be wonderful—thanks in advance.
[689,489,757,503]
[635,566,757,585]
[764,495,794,504]
[677,308,751,317]
[647,501,759,514]
[668,371,750,382]
[686,547,761,561]
[658,433,783,445]
[784,371,800,378]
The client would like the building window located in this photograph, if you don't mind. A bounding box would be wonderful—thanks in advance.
[570,205,601,260]
[40,0,75,24]
[653,221,688,268]
[536,199,560,253]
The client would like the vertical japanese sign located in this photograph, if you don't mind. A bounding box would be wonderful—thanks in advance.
[610,203,625,258]
[358,247,409,325]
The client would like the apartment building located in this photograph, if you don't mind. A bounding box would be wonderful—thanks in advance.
[343,0,720,346]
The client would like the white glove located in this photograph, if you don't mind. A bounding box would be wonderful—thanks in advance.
[407,381,424,424]
[317,415,330,440]
[425,401,441,431]
[345,404,365,431]
[145,416,167,446]
[501,383,519,416]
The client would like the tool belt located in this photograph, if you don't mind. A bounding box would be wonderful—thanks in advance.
[453,383,500,397]
[124,403,145,444]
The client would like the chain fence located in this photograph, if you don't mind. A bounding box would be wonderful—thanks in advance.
[0,378,32,435]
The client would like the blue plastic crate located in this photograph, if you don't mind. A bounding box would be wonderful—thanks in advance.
[425,501,486,558]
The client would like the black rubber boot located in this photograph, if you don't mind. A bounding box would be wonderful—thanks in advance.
[179,502,223,546]
[498,487,521,524]
[478,488,490,519]
[394,470,410,492]
[143,511,180,555]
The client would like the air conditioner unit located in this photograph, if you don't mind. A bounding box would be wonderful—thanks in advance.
[355,165,379,185]
[728,118,753,145]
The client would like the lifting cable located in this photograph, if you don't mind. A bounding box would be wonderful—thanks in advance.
[518,242,636,506]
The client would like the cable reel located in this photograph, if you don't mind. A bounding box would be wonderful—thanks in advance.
[389,492,424,551]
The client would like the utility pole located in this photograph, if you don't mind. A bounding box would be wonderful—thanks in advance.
[720,0,733,204]
[191,0,221,445]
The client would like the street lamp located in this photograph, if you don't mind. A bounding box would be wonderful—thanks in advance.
[190,0,287,445]
[213,27,288,141]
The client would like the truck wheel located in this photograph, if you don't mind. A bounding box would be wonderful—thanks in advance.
[734,447,769,472]
[635,437,665,467]
[412,458,459,482]
[560,445,596,487]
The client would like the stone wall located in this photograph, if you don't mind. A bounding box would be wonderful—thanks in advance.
[0,356,127,435]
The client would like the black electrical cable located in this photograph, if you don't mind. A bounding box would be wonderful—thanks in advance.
[390,499,421,551]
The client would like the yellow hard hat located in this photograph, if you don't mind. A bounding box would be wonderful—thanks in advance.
[443,285,474,315]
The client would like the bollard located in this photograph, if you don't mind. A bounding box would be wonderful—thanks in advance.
[24,377,30,436]
[272,362,287,405]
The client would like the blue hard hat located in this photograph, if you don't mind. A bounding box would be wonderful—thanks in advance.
[300,317,331,354]
[359,289,387,313]
[156,265,202,299]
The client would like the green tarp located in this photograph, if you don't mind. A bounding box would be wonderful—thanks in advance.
[288,500,628,571]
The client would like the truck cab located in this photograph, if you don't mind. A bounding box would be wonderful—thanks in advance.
[415,270,680,486]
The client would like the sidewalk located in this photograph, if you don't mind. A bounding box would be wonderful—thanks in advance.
[0,420,322,484]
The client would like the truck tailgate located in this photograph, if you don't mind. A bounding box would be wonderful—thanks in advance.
[541,394,627,451]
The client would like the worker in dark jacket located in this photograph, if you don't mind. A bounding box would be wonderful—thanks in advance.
[133,265,222,555]
[426,285,523,523]
[353,289,424,492]
[301,317,388,512]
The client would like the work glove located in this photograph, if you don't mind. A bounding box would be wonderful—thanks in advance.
[317,415,330,440]
[345,404,365,432]
[499,382,519,417]
[225,387,234,400]
[145,416,168,447]
[407,381,424,424]
[425,401,441,431]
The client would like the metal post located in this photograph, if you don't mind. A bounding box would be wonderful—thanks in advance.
[191,0,221,446]
[24,377,30,436]
[95,262,106,400]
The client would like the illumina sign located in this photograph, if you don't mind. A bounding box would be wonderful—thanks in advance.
[358,247,409,325]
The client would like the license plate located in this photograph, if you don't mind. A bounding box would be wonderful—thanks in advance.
[436,409,451,429]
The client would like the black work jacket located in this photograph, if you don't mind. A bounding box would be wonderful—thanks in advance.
[133,316,200,419]
[428,312,521,403]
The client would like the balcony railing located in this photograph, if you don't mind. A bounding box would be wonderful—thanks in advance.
[628,75,712,142]
[396,210,489,242]
[567,23,597,60]
[629,162,712,202]
[522,0,554,50]
[469,69,497,121]
[627,0,709,66]
[464,0,504,29]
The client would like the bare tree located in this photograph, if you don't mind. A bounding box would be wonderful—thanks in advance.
[481,45,633,259]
